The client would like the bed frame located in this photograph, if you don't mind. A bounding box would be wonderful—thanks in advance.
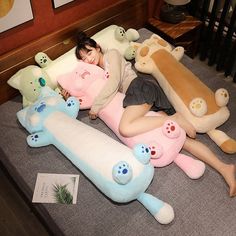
[0,0,147,105]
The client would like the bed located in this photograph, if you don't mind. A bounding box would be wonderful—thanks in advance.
[1,1,236,235]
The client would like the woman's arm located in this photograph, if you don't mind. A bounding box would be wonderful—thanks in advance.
[90,49,124,116]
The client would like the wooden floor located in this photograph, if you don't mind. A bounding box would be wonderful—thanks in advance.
[0,166,51,236]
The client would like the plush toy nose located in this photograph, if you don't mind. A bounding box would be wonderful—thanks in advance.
[38,77,46,87]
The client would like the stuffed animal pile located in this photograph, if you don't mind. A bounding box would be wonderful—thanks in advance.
[7,25,139,107]
[57,63,206,179]
[17,86,175,225]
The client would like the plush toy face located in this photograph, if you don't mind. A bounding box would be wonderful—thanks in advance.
[8,65,54,107]
[57,61,106,109]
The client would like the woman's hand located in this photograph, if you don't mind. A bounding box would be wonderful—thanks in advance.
[60,88,71,100]
[89,110,98,120]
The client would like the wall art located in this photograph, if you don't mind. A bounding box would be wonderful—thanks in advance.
[52,0,75,8]
[0,0,33,33]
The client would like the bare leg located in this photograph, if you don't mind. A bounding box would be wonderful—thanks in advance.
[119,104,196,138]
[119,104,170,137]
[183,138,236,197]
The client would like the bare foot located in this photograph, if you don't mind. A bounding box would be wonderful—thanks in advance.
[221,164,236,197]
[171,112,196,138]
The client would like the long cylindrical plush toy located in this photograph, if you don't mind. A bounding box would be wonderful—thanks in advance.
[17,87,174,225]
[133,34,236,154]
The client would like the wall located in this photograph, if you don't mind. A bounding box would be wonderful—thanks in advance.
[0,0,118,55]
[0,0,159,56]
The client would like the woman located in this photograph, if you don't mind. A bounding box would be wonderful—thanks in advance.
[61,31,236,197]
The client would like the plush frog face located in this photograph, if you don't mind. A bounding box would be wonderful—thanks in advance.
[8,65,54,107]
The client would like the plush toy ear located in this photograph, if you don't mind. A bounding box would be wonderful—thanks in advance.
[7,72,21,89]
[124,46,136,61]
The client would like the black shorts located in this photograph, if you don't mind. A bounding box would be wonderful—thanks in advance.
[123,74,175,115]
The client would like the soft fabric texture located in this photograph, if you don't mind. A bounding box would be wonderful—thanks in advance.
[92,25,140,60]
[90,49,137,114]
[7,50,79,107]
[16,86,175,225]
[57,61,105,109]
[7,65,55,107]
[123,74,175,115]
[7,25,139,107]
[2,28,236,236]
[57,64,205,179]
[134,34,236,154]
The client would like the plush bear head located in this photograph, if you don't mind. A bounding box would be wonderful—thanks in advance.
[7,65,55,107]
[92,25,140,60]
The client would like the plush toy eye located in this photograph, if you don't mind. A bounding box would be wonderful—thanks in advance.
[38,77,46,87]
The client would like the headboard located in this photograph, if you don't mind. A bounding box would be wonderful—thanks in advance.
[0,0,147,105]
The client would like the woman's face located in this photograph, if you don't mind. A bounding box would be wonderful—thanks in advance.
[79,45,101,65]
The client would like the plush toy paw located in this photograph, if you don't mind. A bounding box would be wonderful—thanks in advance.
[148,142,163,159]
[35,52,52,68]
[162,120,181,139]
[189,98,208,117]
[114,26,126,41]
[124,46,136,60]
[133,144,151,164]
[215,88,229,107]
[112,161,133,184]
[171,46,185,61]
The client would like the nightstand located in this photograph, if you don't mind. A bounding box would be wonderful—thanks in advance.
[147,16,202,58]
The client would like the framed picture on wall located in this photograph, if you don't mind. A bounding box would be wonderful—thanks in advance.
[52,0,75,8]
[0,0,33,33]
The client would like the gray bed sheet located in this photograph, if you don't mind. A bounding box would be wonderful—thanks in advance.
[0,28,236,236]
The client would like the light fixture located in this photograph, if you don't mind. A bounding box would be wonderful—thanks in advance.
[160,0,191,24]
[164,0,190,6]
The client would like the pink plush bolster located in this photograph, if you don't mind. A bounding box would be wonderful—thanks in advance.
[56,61,186,167]
[99,92,186,167]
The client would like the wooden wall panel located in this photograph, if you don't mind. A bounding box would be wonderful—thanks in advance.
[0,0,147,105]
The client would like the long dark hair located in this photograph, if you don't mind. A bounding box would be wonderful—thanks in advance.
[75,31,98,59]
